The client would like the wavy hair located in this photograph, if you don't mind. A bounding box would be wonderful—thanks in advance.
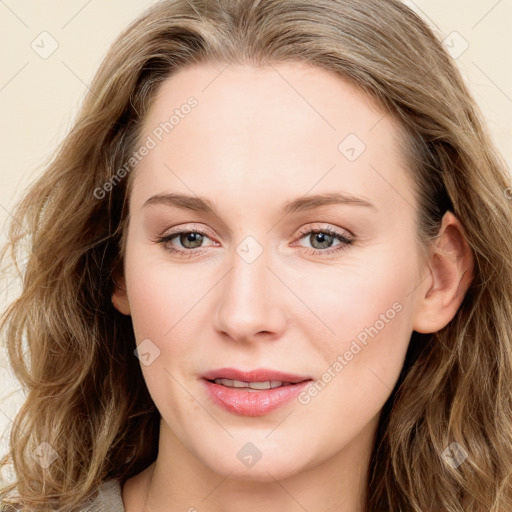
[1,0,511,510]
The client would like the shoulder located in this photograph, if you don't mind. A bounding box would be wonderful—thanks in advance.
[79,479,125,512]
[1,479,125,512]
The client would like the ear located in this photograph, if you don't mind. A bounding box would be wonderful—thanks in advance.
[111,270,131,316]
[412,211,475,334]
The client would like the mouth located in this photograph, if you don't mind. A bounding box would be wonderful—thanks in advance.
[200,368,314,416]
[204,378,310,390]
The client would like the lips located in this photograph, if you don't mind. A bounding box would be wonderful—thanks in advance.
[200,367,314,416]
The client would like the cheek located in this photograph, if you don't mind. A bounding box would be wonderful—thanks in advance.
[123,247,218,406]
[294,249,416,407]
[124,260,199,424]
[124,245,211,342]
[297,247,414,335]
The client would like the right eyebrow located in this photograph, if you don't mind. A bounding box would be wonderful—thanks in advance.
[141,193,216,214]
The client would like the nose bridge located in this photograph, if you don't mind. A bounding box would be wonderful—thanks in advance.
[213,235,285,341]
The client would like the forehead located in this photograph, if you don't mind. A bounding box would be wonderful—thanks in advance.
[129,61,415,218]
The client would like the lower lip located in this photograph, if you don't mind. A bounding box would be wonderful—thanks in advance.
[201,379,313,416]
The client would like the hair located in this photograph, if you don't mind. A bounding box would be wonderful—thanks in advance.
[1,0,511,510]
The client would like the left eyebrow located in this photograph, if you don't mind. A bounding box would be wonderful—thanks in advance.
[140,191,376,215]
[280,192,376,215]
[141,193,216,214]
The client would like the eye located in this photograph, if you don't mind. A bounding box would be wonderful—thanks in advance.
[155,227,217,257]
[170,231,205,249]
[294,225,354,256]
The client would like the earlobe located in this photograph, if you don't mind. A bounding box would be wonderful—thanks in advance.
[413,211,474,334]
[111,274,131,316]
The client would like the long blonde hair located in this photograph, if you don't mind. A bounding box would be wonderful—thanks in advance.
[1,0,511,510]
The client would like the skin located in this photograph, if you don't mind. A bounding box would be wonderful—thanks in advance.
[112,61,474,512]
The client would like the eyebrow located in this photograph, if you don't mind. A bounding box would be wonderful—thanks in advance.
[141,192,376,215]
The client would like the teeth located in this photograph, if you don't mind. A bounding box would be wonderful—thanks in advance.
[213,378,292,389]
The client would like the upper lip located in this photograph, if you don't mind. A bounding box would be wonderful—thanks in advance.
[201,368,313,384]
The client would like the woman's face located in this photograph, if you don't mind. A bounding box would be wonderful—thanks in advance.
[113,61,431,481]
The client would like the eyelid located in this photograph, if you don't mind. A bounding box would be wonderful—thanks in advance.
[296,222,353,239]
[159,223,218,241]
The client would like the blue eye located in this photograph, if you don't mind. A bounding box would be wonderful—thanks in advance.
[156,230,215,257]
[295,227,354,256]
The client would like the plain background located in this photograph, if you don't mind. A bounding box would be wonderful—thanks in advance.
[0,0,511,470]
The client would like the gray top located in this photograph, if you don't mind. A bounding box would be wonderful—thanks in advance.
[81,479,125,512]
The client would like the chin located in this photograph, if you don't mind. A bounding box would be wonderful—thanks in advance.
[200,448,308,483]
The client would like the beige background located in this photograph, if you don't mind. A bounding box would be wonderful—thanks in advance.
[1,0,511,468]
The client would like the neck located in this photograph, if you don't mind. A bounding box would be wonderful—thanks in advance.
[125,416,379,512]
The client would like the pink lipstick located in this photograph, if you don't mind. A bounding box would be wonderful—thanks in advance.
[201,367,314,416]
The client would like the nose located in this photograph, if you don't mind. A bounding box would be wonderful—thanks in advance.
[212,243,287,344]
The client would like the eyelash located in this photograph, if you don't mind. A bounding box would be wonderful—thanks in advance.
[155,225,354,258]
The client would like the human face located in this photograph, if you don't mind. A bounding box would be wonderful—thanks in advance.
[113,61,426,482]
